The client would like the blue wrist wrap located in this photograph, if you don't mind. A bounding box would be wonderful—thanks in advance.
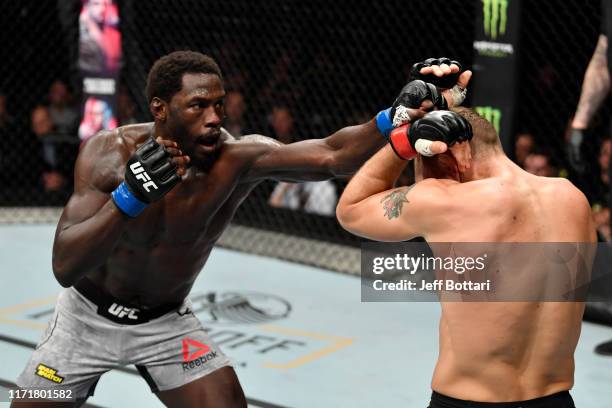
[375,108,393,139]
[111,181,148,218]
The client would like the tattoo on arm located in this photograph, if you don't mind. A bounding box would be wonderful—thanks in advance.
[381,186,413,219]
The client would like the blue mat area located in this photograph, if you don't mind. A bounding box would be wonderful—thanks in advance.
[1,225,611,407]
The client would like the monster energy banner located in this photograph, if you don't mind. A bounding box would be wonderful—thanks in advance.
[471,0,521,153]
[77,0,122,143]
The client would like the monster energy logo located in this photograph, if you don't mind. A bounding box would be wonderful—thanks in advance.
[482,0,508,40]
[475,106,502,135]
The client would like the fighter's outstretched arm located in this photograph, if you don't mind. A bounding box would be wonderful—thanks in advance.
[241,120,387,182]
[335,144,451,241]
[242,63,471,183]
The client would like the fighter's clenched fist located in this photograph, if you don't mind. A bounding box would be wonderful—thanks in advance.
[111,137,190,217]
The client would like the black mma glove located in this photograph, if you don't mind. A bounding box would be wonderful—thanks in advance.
[389,110,473,160]
[410,57,462,89]
[376,80,447,138]
[566,128,586,174]
[111,137,181,217]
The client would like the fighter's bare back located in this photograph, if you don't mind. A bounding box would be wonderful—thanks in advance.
[421,164,595,401]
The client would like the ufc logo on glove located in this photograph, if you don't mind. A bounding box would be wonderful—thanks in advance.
[130,162,158,192]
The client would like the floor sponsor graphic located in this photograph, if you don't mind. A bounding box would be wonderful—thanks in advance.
[191,291,291,324]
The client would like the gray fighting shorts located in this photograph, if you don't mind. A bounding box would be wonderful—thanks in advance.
[16,278,232,399]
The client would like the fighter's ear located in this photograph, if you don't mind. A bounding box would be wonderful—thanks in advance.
[150,97,167,122]
[421,152,461,181]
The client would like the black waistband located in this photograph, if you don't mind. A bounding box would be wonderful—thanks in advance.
[74,277,183,325]
[430,390,574,408]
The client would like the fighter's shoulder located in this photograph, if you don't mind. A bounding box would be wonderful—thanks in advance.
[415,178,459,193]
[224,133,282,159]
[229,133,281,147]
[409,178,458,204]
[542,177,590,210]
[80,123,152,159]
[76,123,153,191]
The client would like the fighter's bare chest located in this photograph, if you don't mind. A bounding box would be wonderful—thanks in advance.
[120,168,242,246]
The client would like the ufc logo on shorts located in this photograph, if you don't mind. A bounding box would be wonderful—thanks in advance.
[130,162,158,192]
[108,303,140,320]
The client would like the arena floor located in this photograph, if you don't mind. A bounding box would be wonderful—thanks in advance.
[1,224,611,408]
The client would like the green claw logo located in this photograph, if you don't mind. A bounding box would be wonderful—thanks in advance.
[482,0,508,40]
[475,106,502,135]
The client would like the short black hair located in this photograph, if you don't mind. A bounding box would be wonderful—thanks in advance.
[146,51,223,103]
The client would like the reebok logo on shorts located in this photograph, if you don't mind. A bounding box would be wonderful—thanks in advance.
[35,363,64,383]
[181,337,218,371]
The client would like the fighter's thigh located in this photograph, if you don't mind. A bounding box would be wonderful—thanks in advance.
[155,366,246,408]
[16,291,114,403]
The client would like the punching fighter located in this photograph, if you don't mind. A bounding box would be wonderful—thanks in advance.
[12,52,469,407]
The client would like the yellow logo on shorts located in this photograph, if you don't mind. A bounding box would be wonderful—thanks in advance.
[35,363,64,383]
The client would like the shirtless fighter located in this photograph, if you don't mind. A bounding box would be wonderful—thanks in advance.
[12,52,469,407]
[337,108,596,407]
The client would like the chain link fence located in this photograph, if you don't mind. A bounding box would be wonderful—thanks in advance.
[1,0,609,254]
[120,0,475,246]
[0,1,80,206]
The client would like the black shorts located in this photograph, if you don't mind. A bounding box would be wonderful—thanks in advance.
[428,391,575,408]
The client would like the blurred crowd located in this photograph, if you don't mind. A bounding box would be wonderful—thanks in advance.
[1,80,80,204]
[0,80,137,205]
[512,129,610,242]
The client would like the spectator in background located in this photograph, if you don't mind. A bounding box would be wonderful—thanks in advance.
[592,139,611,242]
[117,85,137,125]
[267,105,338,216]
[269,105,295,144]
[514,132,534,168]
[224,90,248,137]
[524,150,557,178]
[593,205,610,242]
[32,106,58,167]
[600,139,611,186]
[48,79,79,135]
[31,105,68,193]
[0,93,14,130]
[269,180,338,216]
[571,28,612,356]
[569,34,609,174]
